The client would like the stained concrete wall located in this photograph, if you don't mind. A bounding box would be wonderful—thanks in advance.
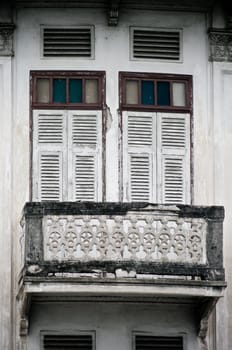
[0,5,230,350]
[28,302,199,350]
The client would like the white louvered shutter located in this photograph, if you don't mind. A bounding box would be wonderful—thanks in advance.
[33,110,67,201]
[123,112,156,202]
[68,110,102,201]
[157,113,190,204]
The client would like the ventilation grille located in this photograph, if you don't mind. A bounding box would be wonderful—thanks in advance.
[43,27,92,57]
[161,116,186,148]
[74,155,96,201]
[38,114,64,144]
[164,157,184,203]
[128,115,153,146]
[132,28,181,61]
[43,334,93,349]
[72,114,97,146]
[135,335,183,350]
[130,154,150,201]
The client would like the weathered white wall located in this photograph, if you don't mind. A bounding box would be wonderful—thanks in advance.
[5,6,231,350]
[28,302,198,350]
[0,58,13,350]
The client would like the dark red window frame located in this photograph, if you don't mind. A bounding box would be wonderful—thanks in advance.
[119,71,193,113]
[31,70,105,110]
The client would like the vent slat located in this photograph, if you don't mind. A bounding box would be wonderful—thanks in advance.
[44,334,93,349]
[43,27,92,57]
[161,117,186,148]
[38,115,64,144]
[132,28,180,61]
[128,115,153,146]
[136,335,183,350]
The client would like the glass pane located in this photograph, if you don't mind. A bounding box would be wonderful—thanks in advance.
[141,80,154,105]
[69,79,82,103]
[173,82,186,106]
[53,79,66,103]
[86,79,98,104]
[157,81,170,106]
[37,78,50,103]
[126,80,139,104]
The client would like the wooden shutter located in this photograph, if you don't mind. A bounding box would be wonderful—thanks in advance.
[157,113,190,204]
[135,334,183,350]
[33,110,67,201]
[123,112,156,202]
[68,110,102,201]
[43,333,93,349]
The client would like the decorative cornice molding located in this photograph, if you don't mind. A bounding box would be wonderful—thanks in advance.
[208,28,232,62]
[0,24,15,56]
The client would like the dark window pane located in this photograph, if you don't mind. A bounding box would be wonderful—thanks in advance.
[69,79,82,103]
[53,79,66,103]
[157,81,170,106]
[141,80,154,105]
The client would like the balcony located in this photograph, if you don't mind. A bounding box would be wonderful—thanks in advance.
[18,202,226,338]
[21,202,225,281]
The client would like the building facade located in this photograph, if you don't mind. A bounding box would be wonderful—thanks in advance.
[0,0,231,349]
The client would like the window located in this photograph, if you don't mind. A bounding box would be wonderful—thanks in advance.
[130,27,182,62]
[42,332,94,350]
[134,334,183,350]
[31,71,105,202]
[120,72,192,204]
[42,26,94,58]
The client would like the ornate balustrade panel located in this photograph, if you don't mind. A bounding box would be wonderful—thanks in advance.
[43,214,207,264]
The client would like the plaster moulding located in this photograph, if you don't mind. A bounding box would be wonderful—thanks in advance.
[0,24,15,56]
[209,29,232,62]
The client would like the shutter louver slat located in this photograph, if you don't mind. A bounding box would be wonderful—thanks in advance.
[38,114,63,143]
[40,153,62,201]
[43,334,93,349]
[130,154,151,201]
[135,335,183,350]
[132,28,181,61]
[158,113,190,204]
[69,111,102,202]
[72,115,97,146]
[163,157,184,203]
[124,112,154,202]
[74,155,95,201]
[33,111,66,201]
[43,27,92,57]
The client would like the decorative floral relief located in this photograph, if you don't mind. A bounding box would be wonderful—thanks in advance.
[209,31,232,62]
[0,25,15,56]
[43,214,207,264]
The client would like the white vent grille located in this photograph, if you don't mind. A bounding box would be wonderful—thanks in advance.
[163,157,184,203]
[43,26,93,57]
[38,114,64,144]
[74,155,96,201]
[130,154,151,201]
[128,115,153,146]
[135,335,183,350]
[131,27,181,61]
[161,116,186,148]
[39,153,62,201]
[72,114,97,146]
[43,334,93,349]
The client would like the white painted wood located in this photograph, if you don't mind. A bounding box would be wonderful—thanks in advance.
[157,113,190,204]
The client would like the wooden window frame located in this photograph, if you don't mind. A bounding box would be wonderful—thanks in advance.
[119,72,192,113]
[31,71,105,109]
[30,70,106,202]
[119,71,193,204]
